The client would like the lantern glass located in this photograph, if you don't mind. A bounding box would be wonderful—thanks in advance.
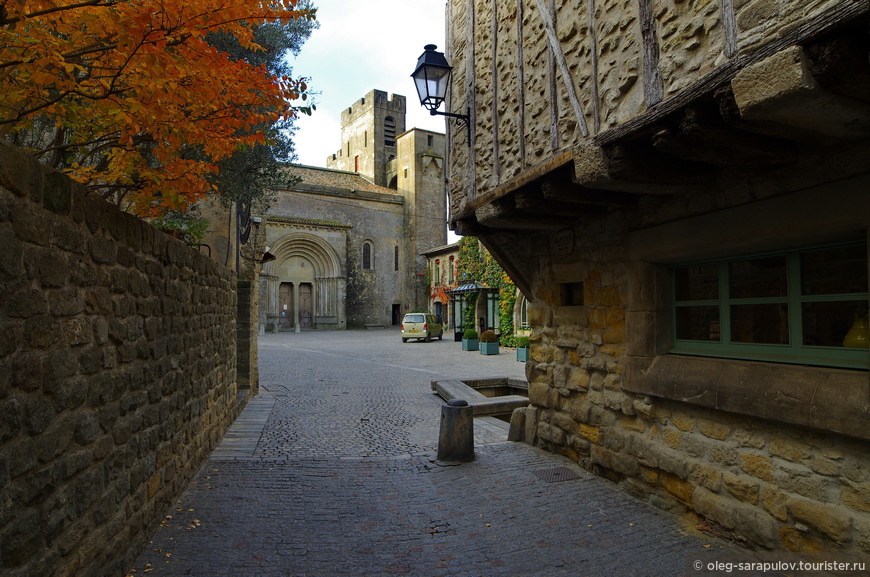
[411,45,453,112]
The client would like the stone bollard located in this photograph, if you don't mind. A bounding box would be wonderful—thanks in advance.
[437,399,474,462]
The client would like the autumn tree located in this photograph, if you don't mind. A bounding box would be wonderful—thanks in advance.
[208,9,318,214]
[0,0,316,216]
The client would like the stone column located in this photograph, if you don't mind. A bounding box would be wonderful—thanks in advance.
[293,283,301,333]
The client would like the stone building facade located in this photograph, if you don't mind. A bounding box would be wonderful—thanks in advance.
[422,242,460,330]
[255,90,447,330]
[444,0,869,554]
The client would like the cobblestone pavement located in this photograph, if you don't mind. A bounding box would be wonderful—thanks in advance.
[127,329,774,577]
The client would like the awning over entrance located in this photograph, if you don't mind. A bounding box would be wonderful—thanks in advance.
[449,281,499,296]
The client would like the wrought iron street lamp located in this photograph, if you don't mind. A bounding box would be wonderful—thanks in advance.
[411,44,470,144]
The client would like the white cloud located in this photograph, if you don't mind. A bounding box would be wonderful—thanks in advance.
[287,0,448,167]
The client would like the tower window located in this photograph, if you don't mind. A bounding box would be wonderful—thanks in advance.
[385,116,396,147]
[394,246,399,271]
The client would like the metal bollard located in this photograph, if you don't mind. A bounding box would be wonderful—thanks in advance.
[437,399,474,462]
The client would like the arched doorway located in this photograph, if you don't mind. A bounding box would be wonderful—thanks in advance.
[262,233,345,330]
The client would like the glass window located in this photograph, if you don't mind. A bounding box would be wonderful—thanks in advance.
[520,297,530,330]
[434,259,441,285]
[675,305,720,342]
[729,256,787,299]
[674,263,718,301]
[362,242,373,270]
[672,241,868,368]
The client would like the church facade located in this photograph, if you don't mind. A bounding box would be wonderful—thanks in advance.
[257,90,447,330]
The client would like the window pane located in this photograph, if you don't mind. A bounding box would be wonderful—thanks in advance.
[803,300,867,347]
[801,244,868,296]
[729,256,787,299]
[731,303,789,344]
[675,306,720,341]
[674,264,718,301]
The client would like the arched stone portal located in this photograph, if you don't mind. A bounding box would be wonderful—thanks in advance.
[261,233,346,331]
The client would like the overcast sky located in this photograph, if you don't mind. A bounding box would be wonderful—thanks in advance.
[287,0,448,167]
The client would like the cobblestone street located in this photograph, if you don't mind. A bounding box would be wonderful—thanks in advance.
[127,329,771,577]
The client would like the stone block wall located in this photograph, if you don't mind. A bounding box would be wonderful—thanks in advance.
[0,143,242,576]
[520,179,870,553]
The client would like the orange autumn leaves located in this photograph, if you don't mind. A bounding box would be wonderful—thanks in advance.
[0,0,316,215]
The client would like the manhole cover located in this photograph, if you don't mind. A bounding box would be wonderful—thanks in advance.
[533,466,582,483]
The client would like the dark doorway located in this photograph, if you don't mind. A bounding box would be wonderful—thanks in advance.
[299,283,313,328]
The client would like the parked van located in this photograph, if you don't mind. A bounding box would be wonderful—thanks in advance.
[401,313,443,343]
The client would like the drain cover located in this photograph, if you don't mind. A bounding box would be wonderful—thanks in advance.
[533,466,582,483]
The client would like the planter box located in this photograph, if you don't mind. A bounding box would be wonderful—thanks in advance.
[516,347,529,362]
[462,338,479,351]
[480,342,500,355]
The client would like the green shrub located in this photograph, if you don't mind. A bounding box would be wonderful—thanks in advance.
[151,211,209,246]
[463,328,478,340]
[516,336,530,348]
[480,330,498,343]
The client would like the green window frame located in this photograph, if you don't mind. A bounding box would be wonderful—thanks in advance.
[671,241,868,369]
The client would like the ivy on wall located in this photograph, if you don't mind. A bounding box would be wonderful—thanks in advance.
[456,237,519,346]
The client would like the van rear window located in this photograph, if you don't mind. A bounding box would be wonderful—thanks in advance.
[404,314,425,323]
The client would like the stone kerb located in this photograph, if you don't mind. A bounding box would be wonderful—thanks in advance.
[0,142,242,577]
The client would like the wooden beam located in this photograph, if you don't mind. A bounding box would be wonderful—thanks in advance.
[491,0,501,182]
[477,232,536,300]
[532,0,589,136]
[454,151,573,220]
[514,189,607,216]
[638,0,663,106]
[651,105,799,167]
[517,0,527,164]
[540,178,638,206]
[587,0,601,133]
[721,0,737,58]
[476,201,577,230]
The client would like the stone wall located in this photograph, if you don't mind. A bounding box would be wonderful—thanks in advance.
[0,142,243,576]
[517,175,870,553]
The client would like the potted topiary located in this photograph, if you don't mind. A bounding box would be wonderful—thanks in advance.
[516,336,530,362]
[462,328,479,351]
[479,330,499,355]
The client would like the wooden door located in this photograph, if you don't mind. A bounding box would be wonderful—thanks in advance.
[279,282,293,328]
[299,283,313,328]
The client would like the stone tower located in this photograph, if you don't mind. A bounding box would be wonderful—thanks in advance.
[326,89,406,188]
[395,129,447,303]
